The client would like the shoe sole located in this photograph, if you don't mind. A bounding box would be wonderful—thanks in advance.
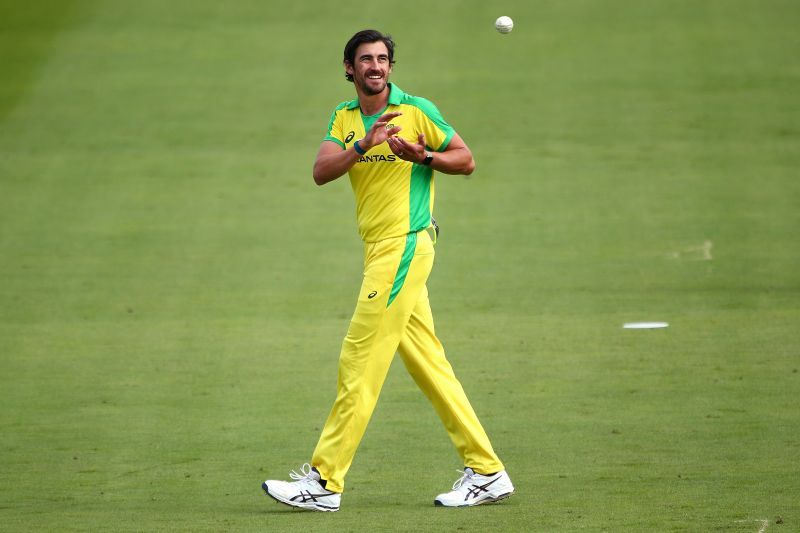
[262,482,339,512]
[434,490,514,508]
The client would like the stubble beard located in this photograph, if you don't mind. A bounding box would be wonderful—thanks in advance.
[357,74,387,96]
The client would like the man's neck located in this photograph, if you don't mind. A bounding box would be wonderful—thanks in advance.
[357,84,390,116]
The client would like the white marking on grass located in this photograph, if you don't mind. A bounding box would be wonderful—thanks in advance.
[698,240,713,260]
[734,519,769,532]
[666,240,713,261]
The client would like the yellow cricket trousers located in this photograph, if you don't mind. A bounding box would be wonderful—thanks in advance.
[311,228,504,493]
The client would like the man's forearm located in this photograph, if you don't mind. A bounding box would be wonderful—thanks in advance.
[313,146,362,185]
[429,147,475,176]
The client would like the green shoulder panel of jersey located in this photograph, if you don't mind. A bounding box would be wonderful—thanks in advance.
[398,93,456,151]
[322,100,355,148]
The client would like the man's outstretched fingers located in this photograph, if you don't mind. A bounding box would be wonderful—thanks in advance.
[375,111,402,127]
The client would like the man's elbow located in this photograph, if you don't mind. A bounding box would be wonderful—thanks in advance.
[463,157,475,176]
[312,166,328,186]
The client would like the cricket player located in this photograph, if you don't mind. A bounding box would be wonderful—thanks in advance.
[262,29,513,511]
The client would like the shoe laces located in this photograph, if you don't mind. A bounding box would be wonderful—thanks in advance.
[289,463,317,482]
[451,468,476,490]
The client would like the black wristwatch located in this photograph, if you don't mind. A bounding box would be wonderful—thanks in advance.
[421,151,433,166]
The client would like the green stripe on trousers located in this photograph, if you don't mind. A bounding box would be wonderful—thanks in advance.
[387,232,417,308]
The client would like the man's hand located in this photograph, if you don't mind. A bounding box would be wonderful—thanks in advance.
[387,132,427,163]
[313,111,403,185]
[362,112,403,150]
[388,132,475,175]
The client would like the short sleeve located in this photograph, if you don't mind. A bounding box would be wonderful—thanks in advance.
[412,98,455,152]
[322,104,346,148]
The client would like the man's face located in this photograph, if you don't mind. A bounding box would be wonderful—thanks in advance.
[346,41,392,96]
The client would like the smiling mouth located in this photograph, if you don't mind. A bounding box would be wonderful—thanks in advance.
[367,74,382,80]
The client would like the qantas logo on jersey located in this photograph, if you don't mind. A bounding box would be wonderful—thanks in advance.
[357,154,398,163]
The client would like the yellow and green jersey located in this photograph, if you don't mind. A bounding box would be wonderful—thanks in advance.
[323,83,455,243]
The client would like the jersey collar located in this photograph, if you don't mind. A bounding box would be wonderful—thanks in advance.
[345,83,404,110]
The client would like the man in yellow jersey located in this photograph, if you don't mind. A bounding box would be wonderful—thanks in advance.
[263,29,513,511]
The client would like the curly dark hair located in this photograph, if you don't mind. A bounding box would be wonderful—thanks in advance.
[343,29,396,83]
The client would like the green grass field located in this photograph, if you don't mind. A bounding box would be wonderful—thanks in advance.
[2,1,799,531]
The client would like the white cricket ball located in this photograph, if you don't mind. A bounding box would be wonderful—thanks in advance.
[495,16,513,34]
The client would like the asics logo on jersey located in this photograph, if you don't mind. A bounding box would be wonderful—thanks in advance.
[357,154,398,163]
[345,131,355,143]
[368,291,377,299]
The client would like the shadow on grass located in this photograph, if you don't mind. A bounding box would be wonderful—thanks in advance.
[0,0,93,123]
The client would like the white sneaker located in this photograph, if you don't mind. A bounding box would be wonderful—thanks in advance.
[434,468,514,507]
[262,463,341,512]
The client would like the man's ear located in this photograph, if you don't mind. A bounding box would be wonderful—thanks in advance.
[344,60,353,76]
